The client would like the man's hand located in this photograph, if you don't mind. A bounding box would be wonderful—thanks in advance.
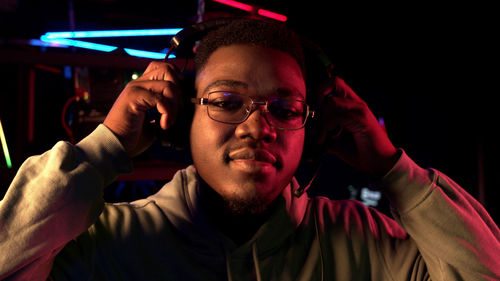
[313,77,399,177]
[103,61,182,157]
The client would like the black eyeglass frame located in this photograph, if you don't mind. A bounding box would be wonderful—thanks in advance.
[190,91,315,130]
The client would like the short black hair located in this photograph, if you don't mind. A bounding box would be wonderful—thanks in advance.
[194,18,305,76]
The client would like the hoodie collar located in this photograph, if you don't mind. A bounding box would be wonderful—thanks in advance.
[148,165,309,257]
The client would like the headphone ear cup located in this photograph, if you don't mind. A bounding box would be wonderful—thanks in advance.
[300,34,336,164]
[154,68,195,150]
[151,19,237,149]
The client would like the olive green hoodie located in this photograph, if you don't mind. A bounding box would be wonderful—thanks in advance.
[1,125,499,280]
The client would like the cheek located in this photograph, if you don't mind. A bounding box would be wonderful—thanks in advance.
[190,109,210,161]
[189,109,231,163]
[279,130,305,168]
[290,131,305,151]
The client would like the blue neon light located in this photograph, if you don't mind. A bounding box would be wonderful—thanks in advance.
[123,48,175,59]
[39,28,183,58]
[43,28,182,39]
[40,36,118,52]
[28,39,69,48]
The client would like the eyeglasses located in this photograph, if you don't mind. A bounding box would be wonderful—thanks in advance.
[191,91,314,130]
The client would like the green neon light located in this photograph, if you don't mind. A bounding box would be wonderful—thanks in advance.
[0,119,12,168]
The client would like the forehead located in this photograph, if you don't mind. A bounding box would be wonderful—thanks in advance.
[195,44,306,99]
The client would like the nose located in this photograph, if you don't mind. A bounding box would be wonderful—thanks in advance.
[234,106,277,143]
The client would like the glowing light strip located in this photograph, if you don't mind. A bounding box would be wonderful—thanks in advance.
[124,48,175,59]
[0,119,12,168]
[40,36,118,52]
[212,0,253,11]
[28,39,69,48]
[257,9,287,22]
[43,28,183,39]
[211,0,287,22]
[39,28,183,58]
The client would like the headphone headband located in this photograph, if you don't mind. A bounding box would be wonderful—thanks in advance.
[169,18,240,58]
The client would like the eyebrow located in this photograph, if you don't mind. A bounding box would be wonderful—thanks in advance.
[273,87,305,100]
[203,79,305,99]
[203,80,248,94]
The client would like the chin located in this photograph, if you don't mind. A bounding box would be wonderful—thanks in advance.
[223,197,267,215]
[220,180,284,215]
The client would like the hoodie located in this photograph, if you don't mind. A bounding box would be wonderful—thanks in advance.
[0,124,499,280]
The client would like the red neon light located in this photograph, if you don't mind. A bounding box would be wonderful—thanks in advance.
[257,9,287,22]
[212,0,253,12]
[211,0,287,22]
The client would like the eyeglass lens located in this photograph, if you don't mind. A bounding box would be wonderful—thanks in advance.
[206,92,307,129]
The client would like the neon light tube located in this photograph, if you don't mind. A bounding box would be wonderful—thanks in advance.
[28,39,69,48]
[43,28,182,39]
[124,48,176,59]
[0,119,12,168]
[40,36,118,52]
[257,9,287,22]
[212,0,253,12]
[211,0,287,22]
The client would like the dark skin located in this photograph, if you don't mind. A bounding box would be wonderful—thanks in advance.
[103,45,398,244]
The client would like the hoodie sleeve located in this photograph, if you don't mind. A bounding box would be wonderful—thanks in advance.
[0,124,132,281]
[380,150,500,280]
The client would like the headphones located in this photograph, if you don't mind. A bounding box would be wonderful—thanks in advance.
[148,17,337,195]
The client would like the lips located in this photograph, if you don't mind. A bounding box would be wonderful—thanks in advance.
[228,148,277,165]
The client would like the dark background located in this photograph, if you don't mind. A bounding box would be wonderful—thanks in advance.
[0,0,497,222]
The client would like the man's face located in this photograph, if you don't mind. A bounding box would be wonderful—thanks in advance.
[190,44,306,214]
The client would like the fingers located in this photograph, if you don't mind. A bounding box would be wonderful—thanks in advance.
[126,79,181,129]
[314,98,366,147]
[310,76,398,175]
[313,77,375,146]
[134,61,183,128]
[135,61,180,88]
[321,77,372,122]
[102,61,185,155]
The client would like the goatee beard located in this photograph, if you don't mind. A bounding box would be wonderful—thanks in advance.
[221,195,268,216]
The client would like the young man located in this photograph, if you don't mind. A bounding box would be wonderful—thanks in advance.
[1,19,499,280]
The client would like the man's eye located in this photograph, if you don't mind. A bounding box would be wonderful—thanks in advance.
[271,107,301,119]
[269,101,303,119]
[209,99,243,111]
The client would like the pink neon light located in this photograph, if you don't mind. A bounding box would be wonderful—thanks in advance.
[257,9,287,22]
[212,0,253,12]
[211,0,288,22]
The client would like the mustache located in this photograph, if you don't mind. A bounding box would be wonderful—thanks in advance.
[229,148,276,163]
[224,142,282,169]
